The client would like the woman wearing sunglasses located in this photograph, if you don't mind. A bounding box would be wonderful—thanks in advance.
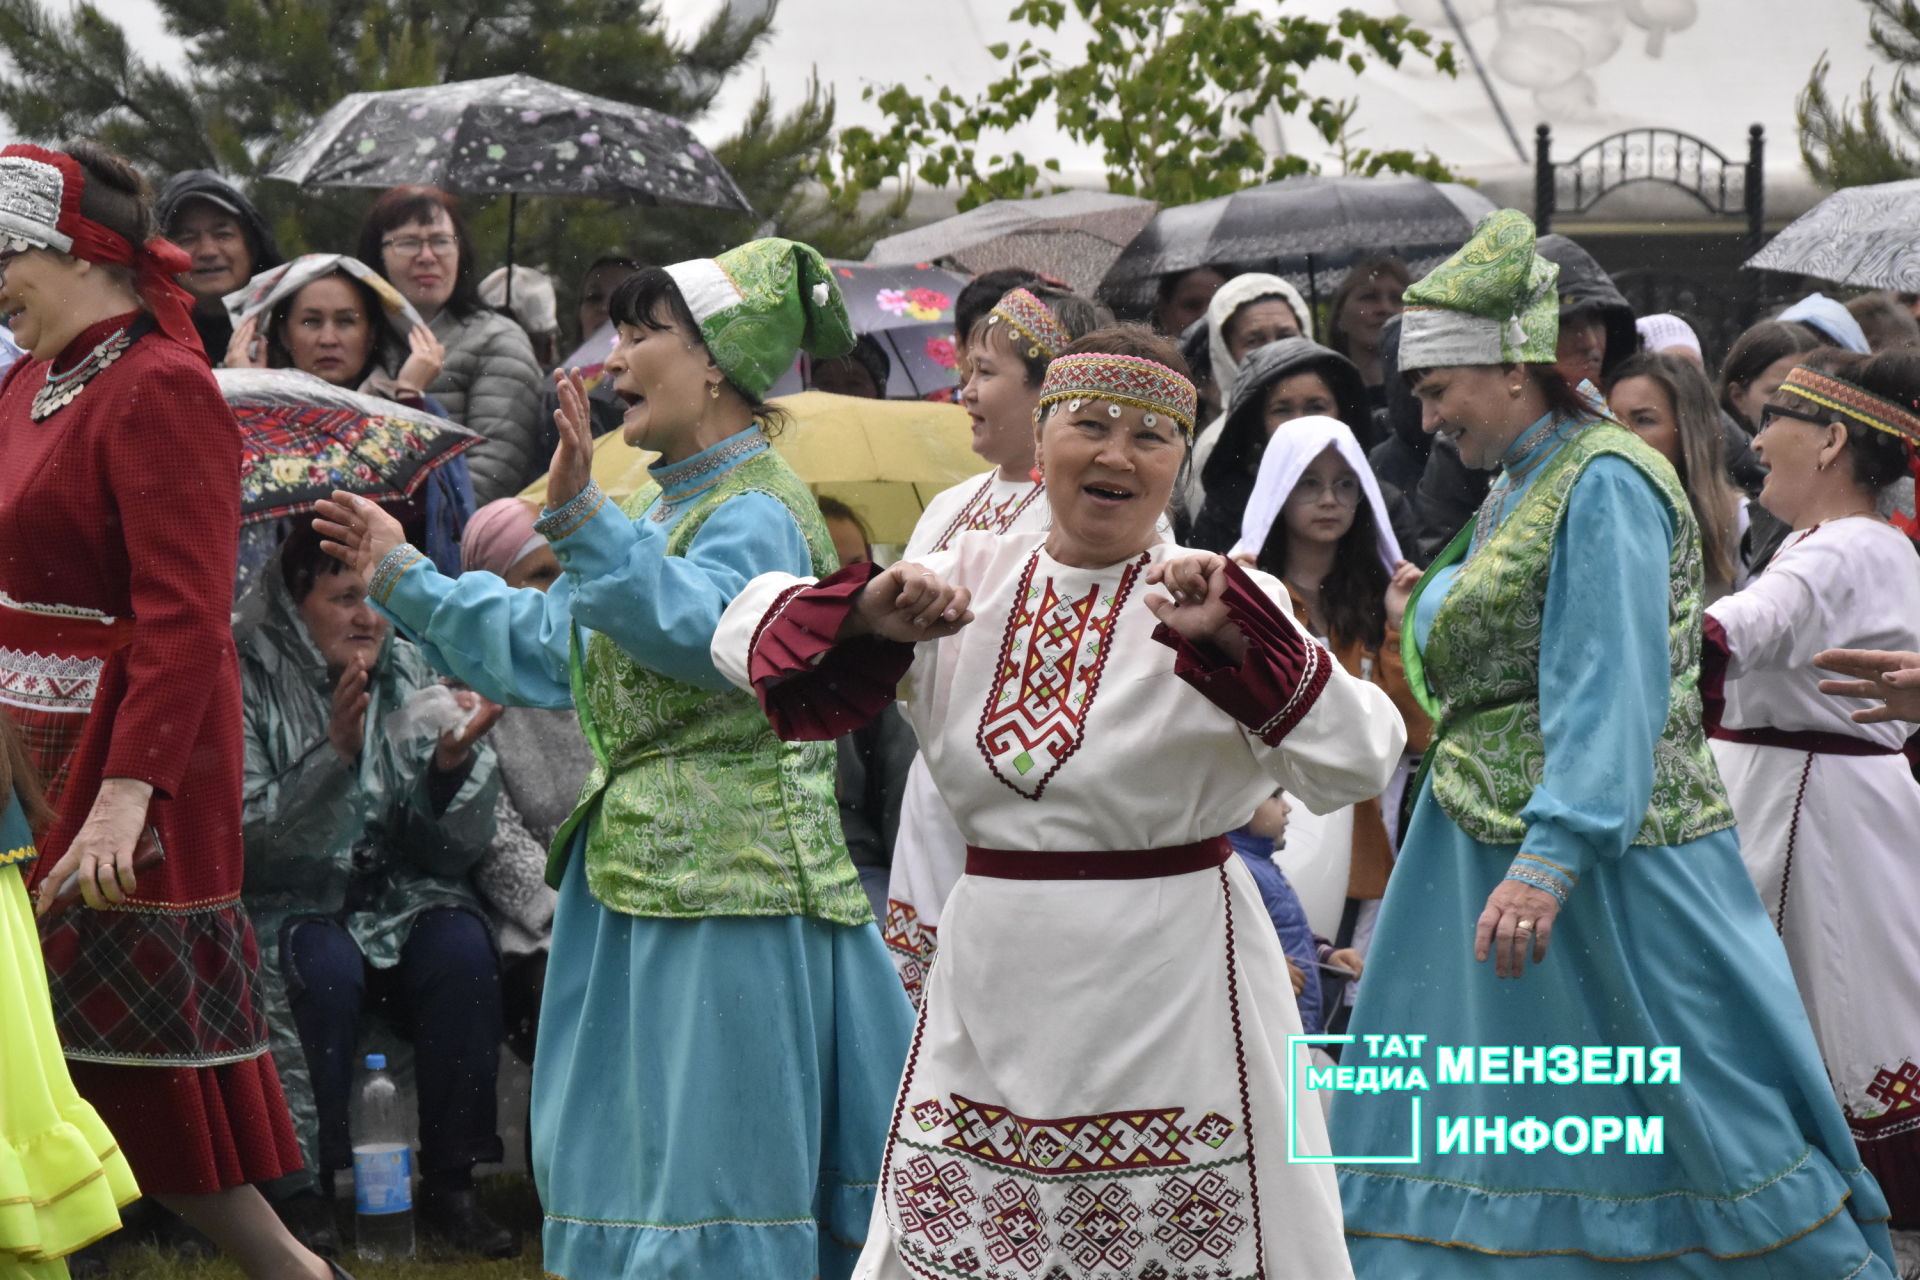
[1705,348,1920,1259]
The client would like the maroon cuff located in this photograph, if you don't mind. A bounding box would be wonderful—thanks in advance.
[746,562,915,741]
[1700,614,1731,737]
[1151,559,1330,747]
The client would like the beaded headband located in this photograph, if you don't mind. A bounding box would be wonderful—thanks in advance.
[987,287,1071,361]
[1036,352,1198,438]
[1779,367,1920,447]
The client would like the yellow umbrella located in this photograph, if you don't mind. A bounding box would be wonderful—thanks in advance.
[520,391,980,545]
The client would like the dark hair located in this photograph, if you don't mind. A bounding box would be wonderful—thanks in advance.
[607,266,791,432]
[357,186,484,317]
[1255,458,1389,652]
[1846,291,1920,354]
[1154,264,1233,306]
[1054,323,1190,376]
[955,267,1044,342]
[279,521,350,603]
[1326,255,1412,361]
[809,333,891,397]
[1400,360,1590,426]
[61,139,149,295]
[265,268,405,384]
[968,284,1112,387]
[1774,348,1920,493]
[1718,320,1830,430]
[0,707,52,833]
[815,494,870,542]
[583,254,642,281]
[1608,352,1744,591]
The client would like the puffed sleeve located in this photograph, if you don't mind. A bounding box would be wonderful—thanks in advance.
[1704,525,1848,678]
[1153,559,1406,814]
[99,360,241,793]
[370,548,577,709]
[1507,456,1675,900]
[536,481,816,692]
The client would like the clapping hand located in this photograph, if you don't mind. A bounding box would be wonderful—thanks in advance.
[313,493,411,590]
[1814,649,1920,724]
[844,562,974,643]
[1144,554,1246,664]
[549,368,596,509]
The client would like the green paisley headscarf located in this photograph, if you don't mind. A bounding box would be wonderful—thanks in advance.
[1399,209,1560,370]
[664,237,855,400]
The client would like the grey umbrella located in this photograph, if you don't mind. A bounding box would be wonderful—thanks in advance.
[1100,174,1499,315]
[867,191,1158,295]
[266,74,750,300]
[1745,179,1920,290]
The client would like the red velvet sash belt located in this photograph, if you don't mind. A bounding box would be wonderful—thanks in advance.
[965,836,1232,881]
[1708,724,1901,757]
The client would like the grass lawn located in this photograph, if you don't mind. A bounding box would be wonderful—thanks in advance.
[92,1178,545,1279]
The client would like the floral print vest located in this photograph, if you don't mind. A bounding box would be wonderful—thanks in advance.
[553,449,870,925]
[1413,421,1733,847]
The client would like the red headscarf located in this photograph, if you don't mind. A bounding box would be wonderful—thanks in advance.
[0,144,199,352]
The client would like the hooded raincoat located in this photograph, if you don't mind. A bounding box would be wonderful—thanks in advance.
[155,171,284,365]
[1191,338,1373,552]
[237,567,499,1180]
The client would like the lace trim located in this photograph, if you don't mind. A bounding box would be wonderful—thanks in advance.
[0,589,115,623]
[0,645,107,711]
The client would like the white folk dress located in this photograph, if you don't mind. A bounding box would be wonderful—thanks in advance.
[1706,515,1920,1220]
[886,470,1049,1005]
[714,530,1406,1280]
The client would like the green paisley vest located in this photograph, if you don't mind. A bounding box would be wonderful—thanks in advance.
[547,448,871,925]
[1408,422,1734,848]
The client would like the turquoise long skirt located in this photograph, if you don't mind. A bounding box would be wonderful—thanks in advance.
[532,846,915,1279]
[1331,777,1896,1278]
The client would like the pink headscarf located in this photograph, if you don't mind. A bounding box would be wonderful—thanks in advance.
[460,497,544,576]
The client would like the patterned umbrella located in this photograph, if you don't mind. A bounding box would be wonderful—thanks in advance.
[867,191,1159,296]
[265,74,750,211]
[1100,175,1499,315]
[221,368,479,526]
[1744,179,1920,290]
[760,261,971,398]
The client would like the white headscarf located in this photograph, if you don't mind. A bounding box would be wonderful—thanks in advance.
[1231,415,1402,571]
[1206,273,1313,410]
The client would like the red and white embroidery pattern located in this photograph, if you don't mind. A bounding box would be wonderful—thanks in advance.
[889,1096,1253,1278]
[931,475,1043,553]
[884,897,938,1010]
[975,551,1145,801]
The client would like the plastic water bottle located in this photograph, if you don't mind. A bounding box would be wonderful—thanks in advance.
[352,1053,415,1260]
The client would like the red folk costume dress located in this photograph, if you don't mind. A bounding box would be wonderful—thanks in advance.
[0,145,299,1195]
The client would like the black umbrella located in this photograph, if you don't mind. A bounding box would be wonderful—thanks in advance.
[266,74,751,300]
[1100,175,1497,316]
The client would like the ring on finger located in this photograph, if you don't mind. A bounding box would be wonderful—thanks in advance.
[1516,919,1536,933]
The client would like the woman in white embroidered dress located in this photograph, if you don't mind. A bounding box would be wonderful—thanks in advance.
[714,327,1405,1280]
[885,285,1106,1002]
[1705,350,1920,1253]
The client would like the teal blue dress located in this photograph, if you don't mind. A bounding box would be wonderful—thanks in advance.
[1330,422,1896,1277]
[370,430,913,1279]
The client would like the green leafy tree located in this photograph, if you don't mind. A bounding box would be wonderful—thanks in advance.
[0,0,893,336]
[1800,1,1920,187]
[823,0,1458,214]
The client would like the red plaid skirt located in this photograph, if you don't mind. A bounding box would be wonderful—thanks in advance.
[1,598,299,1192]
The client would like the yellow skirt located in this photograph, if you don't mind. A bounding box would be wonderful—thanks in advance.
[0,863,136,1278]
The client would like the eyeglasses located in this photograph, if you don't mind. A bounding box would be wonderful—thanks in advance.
[1757,403,1832,431]
[1293,474,1363,506]
[381,234,459,257]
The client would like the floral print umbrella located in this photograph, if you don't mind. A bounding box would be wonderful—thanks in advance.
[785,261,971,397]
[219,368,479,525]
[264,73,751,212]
